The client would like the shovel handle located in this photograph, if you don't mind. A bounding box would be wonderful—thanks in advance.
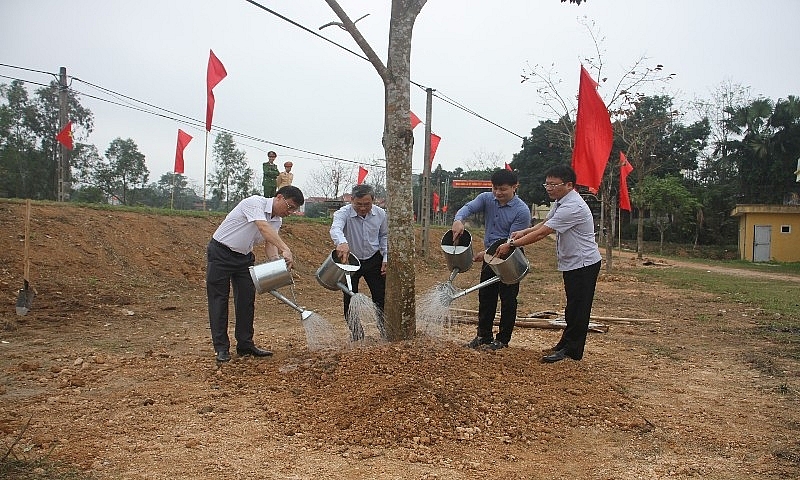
[23,199,31,281]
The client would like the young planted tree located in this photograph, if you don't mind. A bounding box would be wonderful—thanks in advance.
[324,0,587,339]
[322,0,426,339]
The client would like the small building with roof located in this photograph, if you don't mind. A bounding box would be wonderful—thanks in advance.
[731,204,800,262]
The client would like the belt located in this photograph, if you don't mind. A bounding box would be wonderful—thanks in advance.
[211,238,242,255]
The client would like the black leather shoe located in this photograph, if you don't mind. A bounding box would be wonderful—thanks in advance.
[542,344,562,354]
[215,350,231,363]
[541,348,570,363]
[484,339,508,350]
[236,345,273,357]
[466,336,493,349]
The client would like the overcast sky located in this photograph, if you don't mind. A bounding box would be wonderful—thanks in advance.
[2,0,799,197]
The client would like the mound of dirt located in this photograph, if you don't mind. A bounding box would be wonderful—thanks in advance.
[0,200,797,479]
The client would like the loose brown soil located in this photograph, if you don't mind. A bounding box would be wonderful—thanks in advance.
[1,200,798,479]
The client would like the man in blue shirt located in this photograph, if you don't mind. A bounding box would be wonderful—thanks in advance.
[330,184,388,339]
[451,169,532,350]
[495,164,602,363]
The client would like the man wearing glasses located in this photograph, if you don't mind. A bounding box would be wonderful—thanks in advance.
[329,184,388,340]
[495,164,602,363]
[206,186,305,363]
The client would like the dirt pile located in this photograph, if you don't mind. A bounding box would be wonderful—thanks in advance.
[0,200,798,479]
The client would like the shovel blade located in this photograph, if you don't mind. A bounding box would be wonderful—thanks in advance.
[15,281,34,316]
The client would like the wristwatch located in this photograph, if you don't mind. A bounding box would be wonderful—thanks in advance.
[509,238,515,247]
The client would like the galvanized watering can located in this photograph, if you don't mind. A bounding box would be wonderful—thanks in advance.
[449,238,530,300]
[440,229,473,283]
[315,250,361,297]
[249,258,313,320]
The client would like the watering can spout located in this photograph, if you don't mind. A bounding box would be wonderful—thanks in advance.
[447,268,460,284]
[336,282,356,297]
[269,290,314,322]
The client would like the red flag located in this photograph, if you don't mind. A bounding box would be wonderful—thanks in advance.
[410,111,422,129]
[429,133,441,168]
[441,204,448,213]
[505,162,512,171]
[56,121,73,150]
[619,152,634,212]
[174,129,193,174]
[206,50,228,131]
[357,166,368,185]
[432,192,440,213]
[571,65,612,191]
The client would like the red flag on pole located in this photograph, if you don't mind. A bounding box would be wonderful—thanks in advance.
[56,121,73,150]
[505,162,512,171]
[571,65,613,191]
[357,166,368,185]
[205,50,227,131]
[619,152,634,211]
[410,111,422,129]
[174,129,193,174]
[432,192,440,213]
[429,133,441,168]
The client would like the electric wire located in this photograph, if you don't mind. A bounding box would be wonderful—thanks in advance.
[2,1,527,168]
[1,66,376,169]
[242,0,525,139]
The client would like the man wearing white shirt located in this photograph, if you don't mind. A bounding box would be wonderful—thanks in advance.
[207,186,304,363]
[329,184,388,339]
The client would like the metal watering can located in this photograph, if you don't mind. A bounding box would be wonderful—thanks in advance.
[315,250,361,297]
[249,258,314,320]
[449,238,530,301]
[440,229,473,283]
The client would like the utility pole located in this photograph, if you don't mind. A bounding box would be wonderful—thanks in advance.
[420,87,433,256]
[57,66,69,202]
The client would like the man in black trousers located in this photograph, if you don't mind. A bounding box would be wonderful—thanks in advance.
[206,186,304,363]
[495,165,602,363]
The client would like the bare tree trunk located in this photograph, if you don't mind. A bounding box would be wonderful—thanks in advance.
[324,0,426,340]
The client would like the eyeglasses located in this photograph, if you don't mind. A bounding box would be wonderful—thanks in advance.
[283,198,298,212]
[542,182,565,189]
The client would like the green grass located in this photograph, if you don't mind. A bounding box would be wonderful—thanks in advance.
[634,267,800,318]
[635,266,800,360]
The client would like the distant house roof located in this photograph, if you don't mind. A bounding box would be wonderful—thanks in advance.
[731,204,800,217]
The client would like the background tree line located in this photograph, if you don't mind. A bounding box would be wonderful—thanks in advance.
[0,79,255,211]
[3,77,799,245]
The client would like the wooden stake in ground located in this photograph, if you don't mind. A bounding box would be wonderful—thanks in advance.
[15,199,36,315]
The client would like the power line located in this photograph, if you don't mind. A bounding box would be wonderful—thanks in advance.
[0,73,50,89]
[242,0,370,62]
[242,1,525,139]
[0,64,376,168]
